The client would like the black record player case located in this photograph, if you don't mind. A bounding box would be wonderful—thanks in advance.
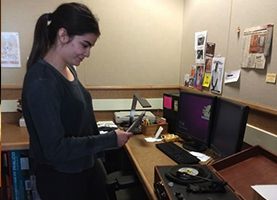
[154,164,240,200]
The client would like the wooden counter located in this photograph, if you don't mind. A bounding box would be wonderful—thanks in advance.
[124,134,218,200]
[125,135,177,200]
[1,122,30,151]
[1,122,174,200]
[1,123,212,200]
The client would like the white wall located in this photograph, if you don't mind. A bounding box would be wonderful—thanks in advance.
[1,0,184,86]
[179,0,277,109]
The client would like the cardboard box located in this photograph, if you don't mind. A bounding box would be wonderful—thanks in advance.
[141,123,168,136]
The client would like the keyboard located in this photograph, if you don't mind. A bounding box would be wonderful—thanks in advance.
[156,142,200,164]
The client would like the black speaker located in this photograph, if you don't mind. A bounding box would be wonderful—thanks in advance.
[163,93,179,134]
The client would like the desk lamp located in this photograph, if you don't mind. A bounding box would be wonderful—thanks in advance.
[128,93,151,133]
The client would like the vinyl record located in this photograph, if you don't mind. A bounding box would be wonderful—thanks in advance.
[165,165,212,184]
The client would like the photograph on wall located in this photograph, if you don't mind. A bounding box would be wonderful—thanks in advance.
[188,65,196,88]
[194,65,205,90]
[206,42,216,57]
[205,58,212,72]
[188,77,195,88]
[196,49,204,60]
[241,24,273,69]
[184,74,190,86]
[210,57,225,94]
[195,30,207,64]
[249,34,265,53]
[1,32,21,68]
[191,65,196,77]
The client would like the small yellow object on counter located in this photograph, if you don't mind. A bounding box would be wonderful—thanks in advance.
[161,134,179,142]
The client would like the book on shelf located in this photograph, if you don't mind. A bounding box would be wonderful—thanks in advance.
[10,149,32,200]
[1,150,41,200]
[1,151,13,200]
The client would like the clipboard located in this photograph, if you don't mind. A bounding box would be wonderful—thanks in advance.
[126,111,146,133]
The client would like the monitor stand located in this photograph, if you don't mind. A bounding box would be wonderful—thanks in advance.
[182,141,207,152]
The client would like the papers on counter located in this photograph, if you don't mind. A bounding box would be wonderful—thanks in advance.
[190,151,210,162]
[97,121,117,128]
[145,137,163,142]
[97,121,117,134]
[145,126,164,142]
[251,185,277,200]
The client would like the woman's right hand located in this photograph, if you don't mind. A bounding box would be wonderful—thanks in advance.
[115,129,133,147]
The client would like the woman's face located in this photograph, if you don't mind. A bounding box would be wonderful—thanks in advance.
[63,33,98,66]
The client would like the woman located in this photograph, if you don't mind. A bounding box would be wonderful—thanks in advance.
[22,3,132,200]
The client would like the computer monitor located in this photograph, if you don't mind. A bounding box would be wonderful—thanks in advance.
[209,98,249,158]
[163,93,180,134]
[175,91,216,152]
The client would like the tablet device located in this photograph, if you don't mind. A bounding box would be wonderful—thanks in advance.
[126,111,146,132]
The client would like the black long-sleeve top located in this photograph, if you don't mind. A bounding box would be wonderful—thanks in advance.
[22,59,117,173]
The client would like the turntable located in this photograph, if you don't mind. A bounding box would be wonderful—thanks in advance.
[154,165,239,200]
[154,145,277,200]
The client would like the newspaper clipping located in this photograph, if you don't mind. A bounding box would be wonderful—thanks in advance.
[241,24,273,69]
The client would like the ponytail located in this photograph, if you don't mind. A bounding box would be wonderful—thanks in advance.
[27,13,51,70]
[27,3,100,70]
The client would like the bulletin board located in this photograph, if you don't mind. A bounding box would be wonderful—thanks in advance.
[180,0,277,112]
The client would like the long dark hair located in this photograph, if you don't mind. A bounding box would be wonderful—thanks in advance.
[27,2,101,70]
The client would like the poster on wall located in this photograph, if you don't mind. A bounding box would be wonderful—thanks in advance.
[194,65,205,90]
[210,57,225,94]
[241,24,273,69]
[1,32,21,68]
[195,30,207,64]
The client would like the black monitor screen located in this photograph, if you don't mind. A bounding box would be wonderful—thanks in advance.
[176,91,216,152]
[210,98,249,158]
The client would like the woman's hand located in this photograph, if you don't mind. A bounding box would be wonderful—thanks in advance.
[115,129,133,147]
